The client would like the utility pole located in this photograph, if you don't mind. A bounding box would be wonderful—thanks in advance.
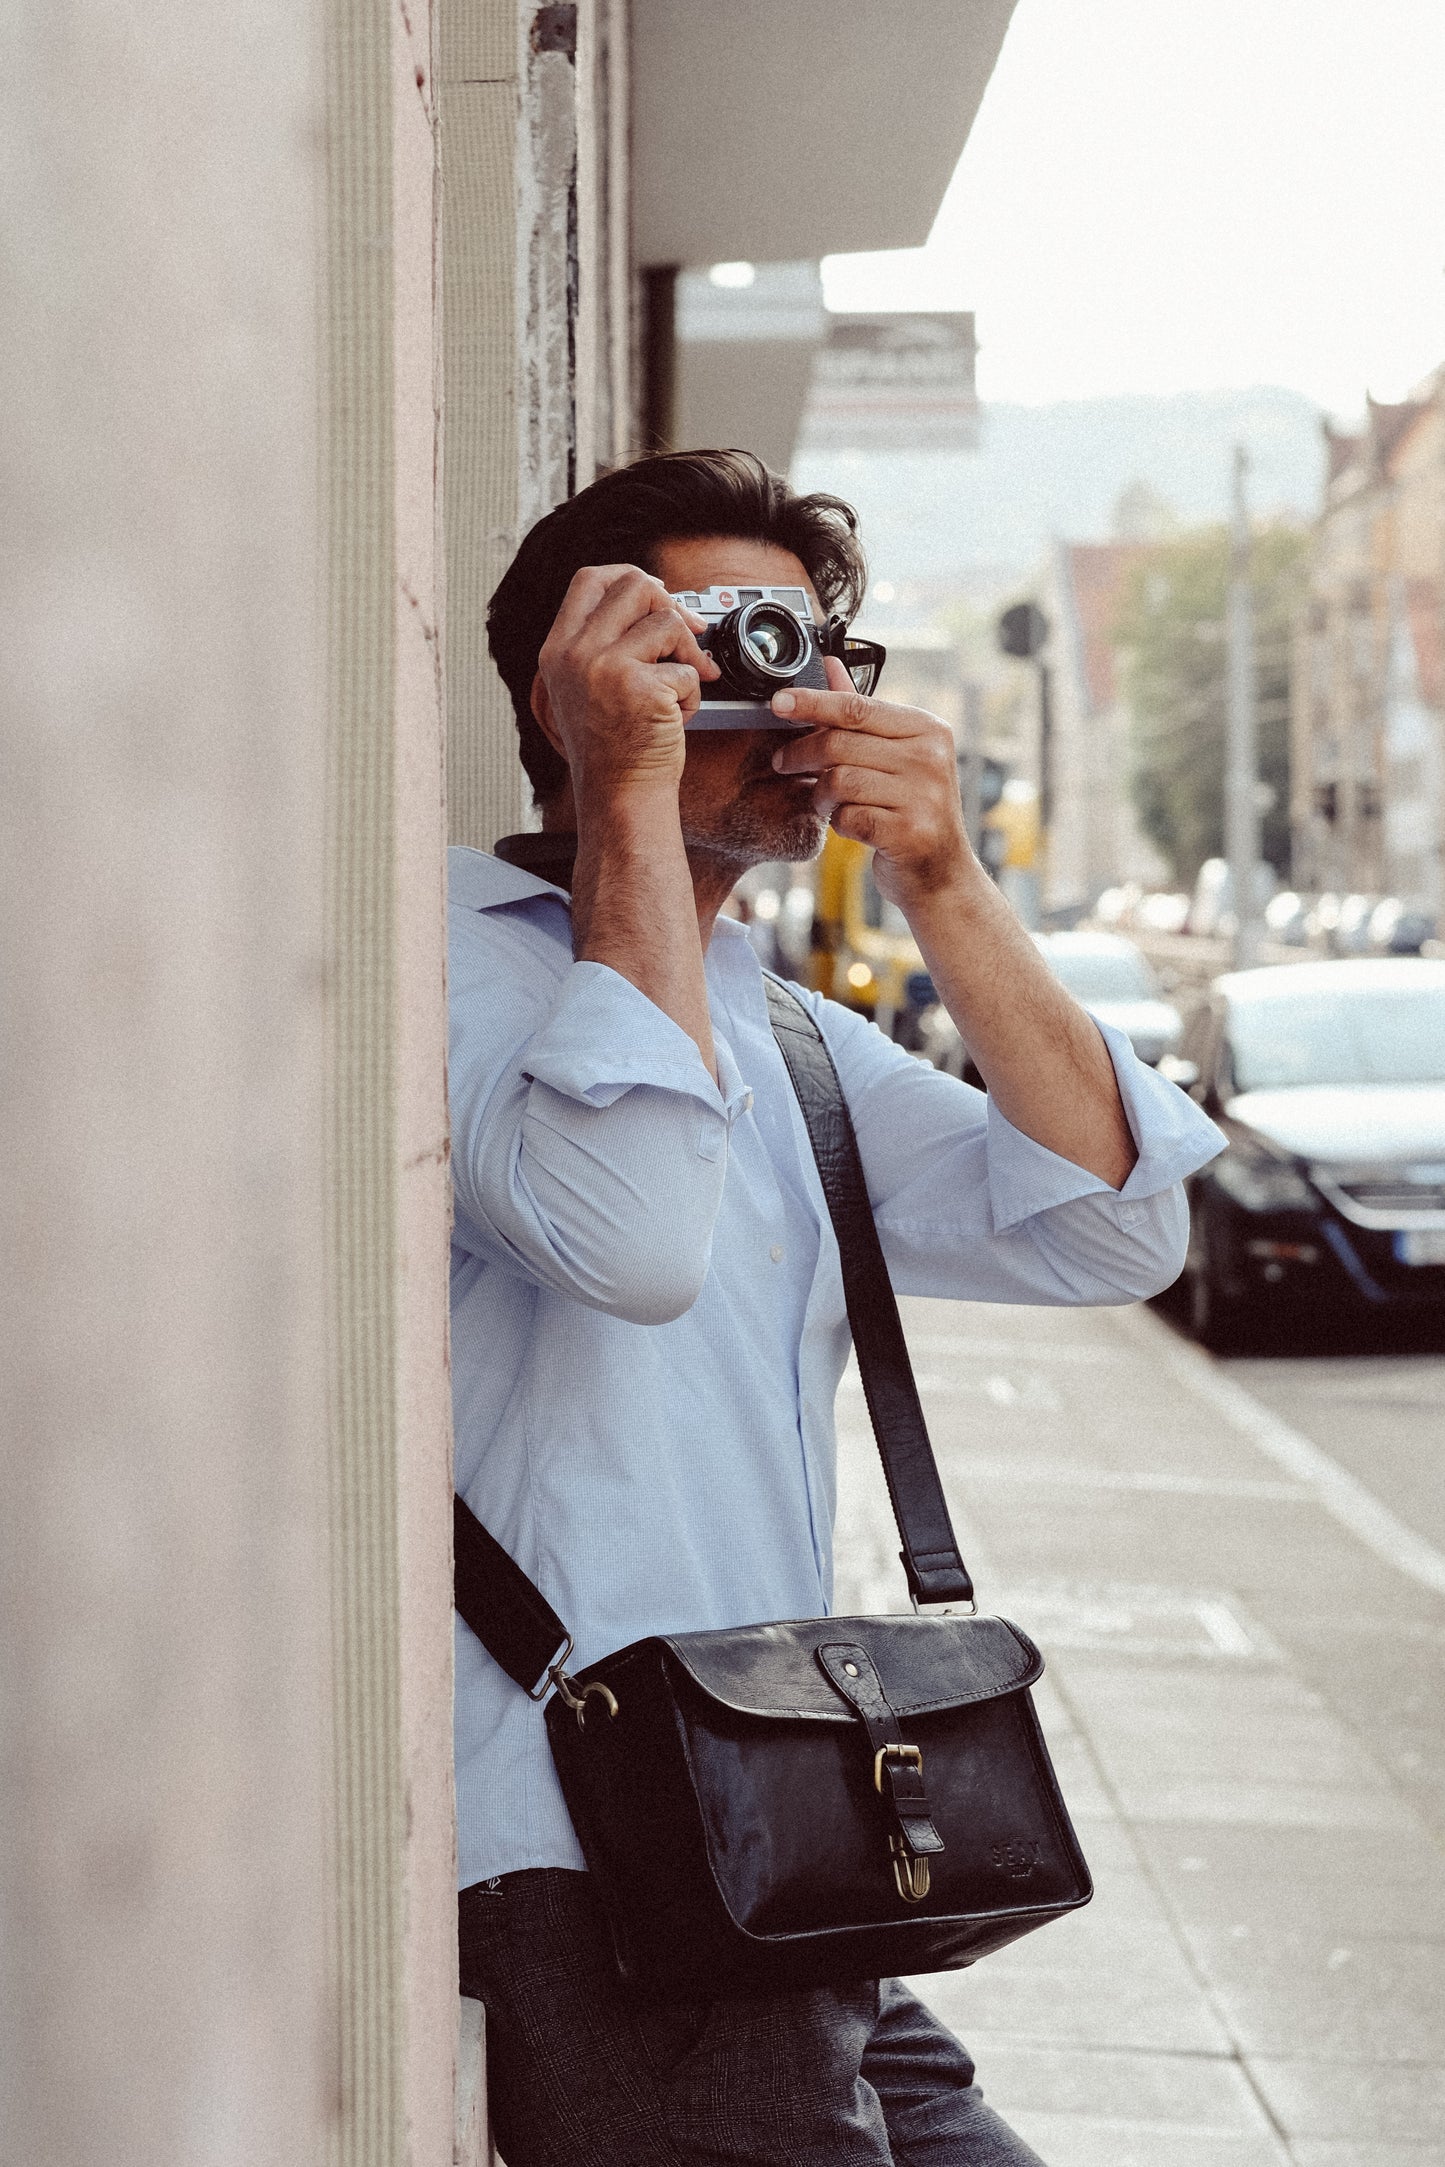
[1226,444,1261,969]
[997,599,1051,924]
[958,676,984,857]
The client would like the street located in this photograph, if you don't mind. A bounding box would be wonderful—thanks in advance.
[832,1291,1445,2167]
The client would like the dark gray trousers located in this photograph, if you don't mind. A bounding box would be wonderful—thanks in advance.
[459,1870,1048,2167]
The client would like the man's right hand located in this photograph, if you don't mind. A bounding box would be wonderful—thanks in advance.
[535,564,719,802]
[535,566,722,1081]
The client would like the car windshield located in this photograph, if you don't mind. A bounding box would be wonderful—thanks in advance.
[1229,987,1445,1090]
[1042,946,1159,1003]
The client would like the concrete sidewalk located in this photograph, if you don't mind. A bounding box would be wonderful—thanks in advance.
[832,1296,1445,2167]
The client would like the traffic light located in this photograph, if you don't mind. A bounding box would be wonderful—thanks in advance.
[997,601,1049,659]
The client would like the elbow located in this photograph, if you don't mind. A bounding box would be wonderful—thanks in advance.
[1103,1186,1191,1304]
[1033,1183,1191,1306]
[591,1232,712,1325]
[486,1102,727,1323]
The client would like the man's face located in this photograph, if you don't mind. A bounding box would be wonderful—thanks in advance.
[651,536,830,868]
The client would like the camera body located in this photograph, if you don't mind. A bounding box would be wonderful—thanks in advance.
[670,584,830,729]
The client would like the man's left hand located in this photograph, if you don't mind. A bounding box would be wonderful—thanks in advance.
[769,658,973,910]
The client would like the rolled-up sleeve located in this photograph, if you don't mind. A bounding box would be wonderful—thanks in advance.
[450,916,751,1325]
[806,996,1224,1308]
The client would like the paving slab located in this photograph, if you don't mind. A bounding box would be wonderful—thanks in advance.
[961,2040,1276,2128]
[1289,2147,1445,2167]
[1197,1934,1445,2063]
[1000,2111,1291,2167]
[910,1879,1232,2055]
[1131,1822,1445,1939]
[1053,1657,1393,1791]
[1048,1658,1418,1831]
[1248,2058,1445,2143]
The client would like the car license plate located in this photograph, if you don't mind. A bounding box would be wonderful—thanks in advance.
[1396,1228,1445,1266]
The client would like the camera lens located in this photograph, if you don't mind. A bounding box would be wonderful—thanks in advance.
[741,604,806,675]
[744,610,803,672]
[710,599,808,699]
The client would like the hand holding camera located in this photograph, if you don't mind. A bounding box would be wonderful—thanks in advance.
[768,659,974,911]
[535,564,720,800]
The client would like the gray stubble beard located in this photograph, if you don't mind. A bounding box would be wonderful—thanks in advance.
[679,797,827,876]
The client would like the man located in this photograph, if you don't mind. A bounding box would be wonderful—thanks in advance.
[451,451,1222,2165]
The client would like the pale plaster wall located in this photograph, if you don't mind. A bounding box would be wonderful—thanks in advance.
[323,0,456,2161]
[0,6,330,2163]
[393,7,461,2162]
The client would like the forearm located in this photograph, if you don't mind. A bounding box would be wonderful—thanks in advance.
[766,666,1135,1186]
[907,861,1137,1189]
[571,781,717,1080]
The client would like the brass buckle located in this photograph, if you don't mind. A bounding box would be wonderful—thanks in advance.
[874,1742,923,1793]
[525,1636,620,1729]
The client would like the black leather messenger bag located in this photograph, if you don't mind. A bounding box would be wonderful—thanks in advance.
[453,976,1091,1997]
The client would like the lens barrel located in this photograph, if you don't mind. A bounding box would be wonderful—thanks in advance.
[710,599,809,699]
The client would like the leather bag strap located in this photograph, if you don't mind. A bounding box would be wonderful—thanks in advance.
[762,977,972,1608]
[452,972,973,1694]
[452,1494,572,1695]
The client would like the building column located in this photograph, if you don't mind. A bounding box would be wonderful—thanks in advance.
[323,0,457,2161]
[0,7,331,2162]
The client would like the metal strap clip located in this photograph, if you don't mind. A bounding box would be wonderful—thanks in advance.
[525,1635,620,1729]
[889,1839,932,1903]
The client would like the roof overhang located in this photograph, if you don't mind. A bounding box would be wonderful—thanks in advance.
[632,0,1018,268]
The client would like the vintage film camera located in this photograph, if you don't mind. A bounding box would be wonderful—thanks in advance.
[669,584,886,729]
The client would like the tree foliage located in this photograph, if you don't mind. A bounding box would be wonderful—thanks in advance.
[1117,523,1308,885]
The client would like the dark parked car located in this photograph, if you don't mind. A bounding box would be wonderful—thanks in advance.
[1163,959,1445,1347]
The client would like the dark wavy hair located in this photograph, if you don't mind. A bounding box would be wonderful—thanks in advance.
[487,449,868,805]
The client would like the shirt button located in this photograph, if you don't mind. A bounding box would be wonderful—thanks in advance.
[770,1244,785,1263]
[740,1089,754,1113]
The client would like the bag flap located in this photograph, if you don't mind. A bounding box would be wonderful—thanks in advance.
[659,1614,1042,1723]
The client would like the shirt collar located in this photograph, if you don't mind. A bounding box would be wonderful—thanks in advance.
[448,843,570,912]
[448,838,757,949]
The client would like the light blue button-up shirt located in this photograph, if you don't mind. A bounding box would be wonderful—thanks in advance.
[448,845,1223,1886]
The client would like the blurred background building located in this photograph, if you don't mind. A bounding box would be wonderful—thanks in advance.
[1290,375,1445,924]
[1029,539,1169,921]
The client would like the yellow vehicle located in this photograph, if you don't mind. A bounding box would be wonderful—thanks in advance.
[981,779,1040,873]
[808,832,934,1036]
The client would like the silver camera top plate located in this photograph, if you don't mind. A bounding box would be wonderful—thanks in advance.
[669,583,817,624]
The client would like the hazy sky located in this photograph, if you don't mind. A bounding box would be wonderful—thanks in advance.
[822,0,1445,415]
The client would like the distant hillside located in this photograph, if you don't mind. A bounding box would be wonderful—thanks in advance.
[792,386,1327,600]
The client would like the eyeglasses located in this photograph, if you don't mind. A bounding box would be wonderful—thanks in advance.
[824,618,887,698]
